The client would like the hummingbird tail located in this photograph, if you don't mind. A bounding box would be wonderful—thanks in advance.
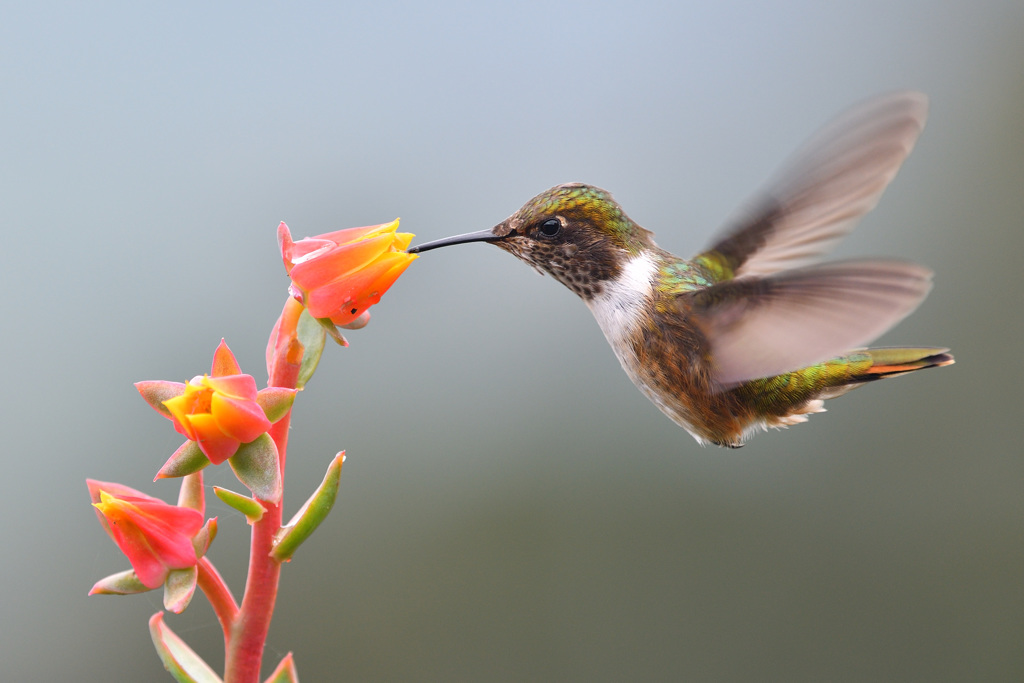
[683,347,953,447]
[851,347,955,382]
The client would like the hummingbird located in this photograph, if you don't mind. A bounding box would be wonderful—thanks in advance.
[408,91,954,447]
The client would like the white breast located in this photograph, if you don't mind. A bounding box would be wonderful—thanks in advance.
[585,251,656,362]
[584,252,711,442]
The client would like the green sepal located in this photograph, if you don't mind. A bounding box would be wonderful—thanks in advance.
[214,486,266,524]
[157,440,211,480]
[163,566,198,614]
[88,568,154,596]
[177,472,205,513]
[192,518,218,558]
[229,433,282,503]
[316,316,349,348]
[272,451,345,562]
[296,308,327,388]
[257,387,297,424]
[149,612,224,683]
[264,653,299,683]
[136,381,187,419]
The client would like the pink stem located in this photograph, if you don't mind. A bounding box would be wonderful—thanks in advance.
[223,415,290,683]
[196,556,238,649]
[224,300,302,682]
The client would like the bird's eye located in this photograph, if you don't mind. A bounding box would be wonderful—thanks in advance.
[539,218,562,238]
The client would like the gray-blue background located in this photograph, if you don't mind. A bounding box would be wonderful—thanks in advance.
[4,1,1022,680]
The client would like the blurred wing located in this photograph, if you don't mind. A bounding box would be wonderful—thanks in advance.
[699,91,928,279]
[688,259,933,387]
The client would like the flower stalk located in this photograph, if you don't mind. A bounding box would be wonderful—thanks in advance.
[87,219,414,682]
[224,394,290,683]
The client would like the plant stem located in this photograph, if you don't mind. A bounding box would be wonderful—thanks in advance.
[196,556,238,649]
[223,414,290,683]
[222,298,306,682]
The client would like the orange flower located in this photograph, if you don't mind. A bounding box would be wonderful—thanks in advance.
[157,341,273,465]
[278,220,417,329]
[89,483,204,589]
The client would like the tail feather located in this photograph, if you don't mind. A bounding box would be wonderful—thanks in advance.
[724,346,953,445]
[853,346,954,382]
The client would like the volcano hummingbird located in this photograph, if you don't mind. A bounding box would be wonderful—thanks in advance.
[408,91,954,447]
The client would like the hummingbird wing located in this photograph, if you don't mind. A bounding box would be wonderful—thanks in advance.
[698,91,928,279]
[687,259,933,387]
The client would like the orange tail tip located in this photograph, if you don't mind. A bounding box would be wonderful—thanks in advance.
[861,347,955,379]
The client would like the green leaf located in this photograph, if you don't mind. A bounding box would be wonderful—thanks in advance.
[263,653,299,683]
[314,316,349,349]
[88,568,154,596]
[296,309,327,388]
[272,452,345,562]
[135,381,187,419]
[257,387,296,424]
[192,518,218,558]
[214,486,266,523]
[157,441,211,479]
[228,433,281,503]
[149,612,223,683]
[163,566,198,614]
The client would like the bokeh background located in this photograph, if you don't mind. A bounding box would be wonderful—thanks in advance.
[4,1,1023,681]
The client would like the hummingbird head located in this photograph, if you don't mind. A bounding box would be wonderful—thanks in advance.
[409,183,654,300]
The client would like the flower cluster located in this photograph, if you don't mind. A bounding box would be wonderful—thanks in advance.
[87,215,418,681]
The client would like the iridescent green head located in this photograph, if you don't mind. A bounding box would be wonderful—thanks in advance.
[498,183,649,249]
[409,183,654,299]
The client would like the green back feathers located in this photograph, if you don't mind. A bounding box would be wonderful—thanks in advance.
[692,251,738,283]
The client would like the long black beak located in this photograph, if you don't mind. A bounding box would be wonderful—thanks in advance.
[407,229,501,254]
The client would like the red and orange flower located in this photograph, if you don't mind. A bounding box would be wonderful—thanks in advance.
[136,340,293,466]
[88,480,206,589]
[278,220,416,331]
[162,373,270,465]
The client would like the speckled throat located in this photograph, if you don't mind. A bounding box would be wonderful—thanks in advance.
[491,234,625,300]
[484,182,656,301]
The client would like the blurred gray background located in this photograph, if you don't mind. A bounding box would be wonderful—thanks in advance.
[3,1,1022,681]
